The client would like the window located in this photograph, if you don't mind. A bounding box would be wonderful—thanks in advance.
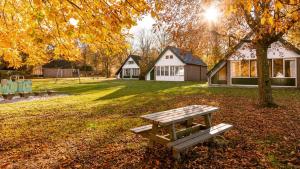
[123,68,130,76]
[273,59,284,77]
[133,68,139,76]
[161,66,165,76]
[175,66,184,76]
[178,66,184,76]
[269,59,272,77]
[166,55,169,59]
[170,55,173,59]
[165,66,169,76]
[156,66,160,76]
[170,66,175,76]
[175,66,179,75]
[231,61,241,77]
[250,60,257,77]
[128,61,134,64]
[241,60,249,77]
[285,60,296,77]
[218,66,227,80]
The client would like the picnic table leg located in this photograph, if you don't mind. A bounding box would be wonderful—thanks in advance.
[168,123,177,141]
[149,122,159,148]
[169,123,181,160]
[185,118,193,128]
[204,113,214,143]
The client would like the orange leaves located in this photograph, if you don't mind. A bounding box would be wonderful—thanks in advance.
[0,0,151,68]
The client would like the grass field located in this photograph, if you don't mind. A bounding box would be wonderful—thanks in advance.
[0,78,299,168]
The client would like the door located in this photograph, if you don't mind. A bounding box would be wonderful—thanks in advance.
[150,69,155,80]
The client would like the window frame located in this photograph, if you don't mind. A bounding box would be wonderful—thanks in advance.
[165,66,169,76]
[170,66,175,76]
[284,59,296,78]
[156,66,160,76]
[128,60,134,64]
[161,66,165,76]
[231,58,296,79]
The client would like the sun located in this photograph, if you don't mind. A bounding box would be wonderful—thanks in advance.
[204,5,220,23]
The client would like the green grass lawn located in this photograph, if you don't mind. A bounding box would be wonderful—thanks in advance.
[0,78,299,168]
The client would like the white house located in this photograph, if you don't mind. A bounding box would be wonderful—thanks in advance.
[146,46,207,81]
[207,32,300,87]
[116,55,141,79]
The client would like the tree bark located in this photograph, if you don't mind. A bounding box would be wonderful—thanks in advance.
[255,42,275,107]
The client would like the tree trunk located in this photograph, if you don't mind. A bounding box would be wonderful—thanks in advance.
[256,42,275,107]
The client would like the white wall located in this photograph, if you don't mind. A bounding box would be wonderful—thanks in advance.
[229,41,300,61]
[122,57,140,68]
[146,68,152,80]
[155,50,186,81]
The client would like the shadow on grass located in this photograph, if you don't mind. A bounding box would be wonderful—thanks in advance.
[95,80,198,101]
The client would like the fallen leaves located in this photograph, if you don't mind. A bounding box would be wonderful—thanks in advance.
[0,83,300,168]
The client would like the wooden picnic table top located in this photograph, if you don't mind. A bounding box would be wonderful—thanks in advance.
[141,105,219,126]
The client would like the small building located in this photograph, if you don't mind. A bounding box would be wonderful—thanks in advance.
[207,32,300,87]
[116,55,141,79]
[42,60,79,78]
[145,46,207,81]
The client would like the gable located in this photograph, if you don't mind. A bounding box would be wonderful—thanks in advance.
[122,57,139,68]
[229,41,300,61]
[155,49,185,66]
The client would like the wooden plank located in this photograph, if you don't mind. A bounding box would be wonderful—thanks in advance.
[130,124,152,133]
[148,106,217,122]
[142,105,217,120]
[157,108,218,126]
[167,123,230,148]
[173,123,233,151]
[141,105,217,121]
[204,114,212,128]
[154,107,217,123]
[185,119,193,128]
[149,122,159,147]
[141,105,200,118]
[176,123,206,139]
[168,123,177,141]
[142,107,218,126]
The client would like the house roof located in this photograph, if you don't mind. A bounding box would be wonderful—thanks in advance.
[145,46,207,75]
[115,55,142,75]
[207,32,300,77]
[167,46,207,66]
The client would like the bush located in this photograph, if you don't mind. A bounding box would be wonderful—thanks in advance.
[79,65,93,71]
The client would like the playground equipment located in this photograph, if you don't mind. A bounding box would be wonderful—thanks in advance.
[0,75,32,100]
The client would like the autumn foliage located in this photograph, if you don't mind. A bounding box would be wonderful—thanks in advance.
[0,0,153,68]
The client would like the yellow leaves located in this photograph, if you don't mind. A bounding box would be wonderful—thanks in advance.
[268,17,274,26]
[2,49,22,68]
[275,1,283,11]
[0,0,150,68]
[261,17,266,25]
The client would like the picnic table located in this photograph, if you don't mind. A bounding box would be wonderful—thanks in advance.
[131,105,233,160]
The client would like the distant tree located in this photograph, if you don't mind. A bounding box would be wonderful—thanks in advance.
[153,26,172,52]
[137,29,155,64]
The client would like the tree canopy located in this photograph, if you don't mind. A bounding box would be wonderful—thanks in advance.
[0,0,154,68]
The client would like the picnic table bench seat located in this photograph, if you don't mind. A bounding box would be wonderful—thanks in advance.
[130,124,152,135]
[168,123,233,160]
